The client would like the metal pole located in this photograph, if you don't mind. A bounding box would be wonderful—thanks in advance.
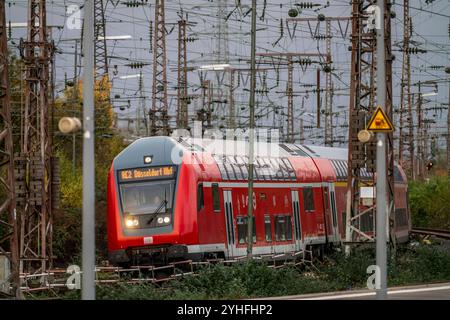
[316,69,321,128]
[229,70,236,129]
[375,0,388,300]
[411,94,415,180]
[447,84,450,177]
[82,0,96,300]
[287,56,293,143]
[246,0,257,260]
[417,83,423,179]
[73,40,78,174]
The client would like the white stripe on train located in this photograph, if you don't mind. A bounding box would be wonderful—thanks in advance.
[187,236,327,257]
[203,182,326,188]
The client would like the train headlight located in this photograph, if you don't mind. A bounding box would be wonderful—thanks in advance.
[157,216,171,225]
[125,215,139,228]
[144,156,153,164]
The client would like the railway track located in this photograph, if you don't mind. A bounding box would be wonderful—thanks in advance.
[411,227,450,239]
[18,249,316,294]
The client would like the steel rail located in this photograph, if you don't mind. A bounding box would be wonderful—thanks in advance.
[411,227,450,240]
[16,249,316,294]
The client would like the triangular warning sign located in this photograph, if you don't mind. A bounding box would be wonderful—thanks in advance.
[367,106,394,132]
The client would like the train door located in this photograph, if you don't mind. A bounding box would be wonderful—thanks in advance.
[223,190,236,258]
[291,190,302,251]
[326,184,339,242]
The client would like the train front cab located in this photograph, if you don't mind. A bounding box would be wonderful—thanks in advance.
[107,137,198,265]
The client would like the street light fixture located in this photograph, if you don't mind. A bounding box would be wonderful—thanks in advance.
[421,92,438,98]
[98,35,133,40]
[198,64,230,71]
[119,74,142,80]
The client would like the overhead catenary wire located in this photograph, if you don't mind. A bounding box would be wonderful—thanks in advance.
[4,0,449,147]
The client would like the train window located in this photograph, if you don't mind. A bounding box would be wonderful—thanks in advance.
[360,211,374,232]
[330,191,338,228]
[394,166,404,183]
[197,184,204,212]
[342,211,346,231]
[237,216,256,244]
[303,187,315,212]
[265,215,272,242]
[120,180,174,215]
[274,215,293,242]
[323,188,329,211]
[212,183,220,212]
[395,208,408,227]
[286,217,293,240]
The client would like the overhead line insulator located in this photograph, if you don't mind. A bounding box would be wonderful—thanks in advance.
[295,2,321,9]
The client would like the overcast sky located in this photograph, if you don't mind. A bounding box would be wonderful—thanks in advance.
[5,0,450,147]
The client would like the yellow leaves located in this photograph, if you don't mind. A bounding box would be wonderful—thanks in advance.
[55,75,115,130]
[76,74,112,103]
[57,151,83,209]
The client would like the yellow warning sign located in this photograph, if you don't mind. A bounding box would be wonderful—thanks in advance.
[367,107,394,132]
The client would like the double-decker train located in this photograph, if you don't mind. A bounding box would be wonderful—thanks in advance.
[107,136,410,265]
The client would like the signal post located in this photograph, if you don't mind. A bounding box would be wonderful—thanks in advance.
[370,0,394,300]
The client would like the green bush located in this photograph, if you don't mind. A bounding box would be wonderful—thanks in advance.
[168,262,333,299]
[318,248,376,290]
[409,177,450,229]
[28,244,450,300]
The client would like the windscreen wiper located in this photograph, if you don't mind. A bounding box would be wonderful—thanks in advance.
[147,189,169,225]
[147,199,167,225]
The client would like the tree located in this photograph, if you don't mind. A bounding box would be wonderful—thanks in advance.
[52,75,126,262]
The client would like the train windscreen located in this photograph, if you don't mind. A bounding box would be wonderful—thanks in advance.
[120,180,174,216]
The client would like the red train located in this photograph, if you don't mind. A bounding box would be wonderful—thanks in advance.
[107,136,410,265]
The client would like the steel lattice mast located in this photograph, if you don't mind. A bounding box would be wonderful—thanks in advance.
[0,0,20,298]
[344,0,394,252]
[17,0,54,273]
[177,19,188,129]
[398,0,413,179]
[150,0,169,136]
[94,0,109,80]
[215,0,229,128]
[324,20,333,147]
[216,0,229,66]
[384,0,396,248]
[228,69,236,129]
[202,80,212,129]
[287,56,294,143]
[345,0,377,252]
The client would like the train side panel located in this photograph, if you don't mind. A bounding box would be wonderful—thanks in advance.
[107,137,412,264]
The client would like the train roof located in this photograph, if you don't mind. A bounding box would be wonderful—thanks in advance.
[302,145,348,160]
[176,137,374,182]
[113,137,406,183]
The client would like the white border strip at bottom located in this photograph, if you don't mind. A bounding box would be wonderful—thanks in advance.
[299,285,450,300]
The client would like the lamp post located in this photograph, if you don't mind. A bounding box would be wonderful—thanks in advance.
[375,0,388,300]
[82,0,96,300]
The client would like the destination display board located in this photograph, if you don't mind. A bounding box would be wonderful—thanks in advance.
[119,166,175,182]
